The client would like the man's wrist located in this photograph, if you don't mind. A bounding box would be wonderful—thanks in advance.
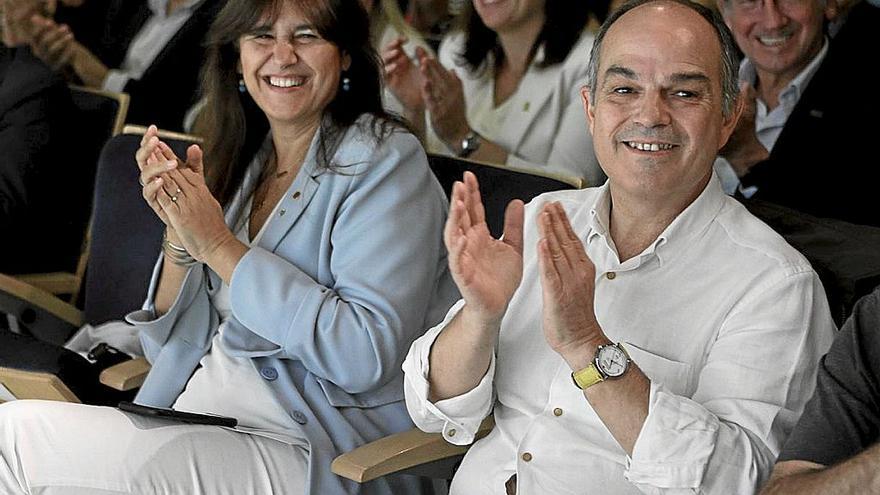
[460,303,505,339]
[559,334,611,372]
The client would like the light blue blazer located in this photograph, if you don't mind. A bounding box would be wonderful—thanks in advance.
[126,117,459,494]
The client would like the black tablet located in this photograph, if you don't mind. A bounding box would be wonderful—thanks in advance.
[117,401,238,428]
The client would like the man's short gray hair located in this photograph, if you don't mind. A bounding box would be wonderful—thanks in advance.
[586,0,741,117]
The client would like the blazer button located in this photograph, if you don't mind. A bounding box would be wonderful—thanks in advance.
[292,410,308,425]
[260,367,278,381]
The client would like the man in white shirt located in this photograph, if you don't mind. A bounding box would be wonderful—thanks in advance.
[402,0,836,493]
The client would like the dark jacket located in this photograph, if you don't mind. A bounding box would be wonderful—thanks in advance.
[0,46,91,273]
[83,0,224,131]
[739,1,880,227]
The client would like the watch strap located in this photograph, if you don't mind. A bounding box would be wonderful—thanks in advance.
[571,364,604,390]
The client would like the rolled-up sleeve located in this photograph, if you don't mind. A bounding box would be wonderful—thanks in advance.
[624,270,835,493]
[403,299,496,445]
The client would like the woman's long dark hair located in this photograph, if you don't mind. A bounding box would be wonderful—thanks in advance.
[459,0,609,74]
[193,0,401,207]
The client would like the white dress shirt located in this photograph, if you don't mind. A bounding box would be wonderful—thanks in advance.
[403,174,835,494]
[714,39,829,196]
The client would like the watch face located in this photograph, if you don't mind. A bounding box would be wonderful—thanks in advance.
[597,345,628,378]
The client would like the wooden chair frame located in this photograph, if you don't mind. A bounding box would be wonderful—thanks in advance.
[1,126,201,404]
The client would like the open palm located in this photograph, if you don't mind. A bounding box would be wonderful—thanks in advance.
[445,172,524,322]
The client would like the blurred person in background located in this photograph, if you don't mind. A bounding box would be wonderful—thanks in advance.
[26,0,225,131]
[0,0,90,274]
[383,0,609,184]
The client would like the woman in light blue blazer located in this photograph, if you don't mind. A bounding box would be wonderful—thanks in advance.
[0,0,457,493]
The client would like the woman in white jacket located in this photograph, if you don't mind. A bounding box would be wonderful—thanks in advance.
[383,0,610,184]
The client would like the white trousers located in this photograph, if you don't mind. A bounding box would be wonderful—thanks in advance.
[0,400,307,494]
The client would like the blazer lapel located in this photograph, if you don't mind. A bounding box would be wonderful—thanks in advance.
[257,172,320,252]
[254,127,326,253]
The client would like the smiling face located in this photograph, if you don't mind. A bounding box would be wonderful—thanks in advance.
[238,1,349,131]
[721,0,829,86]
[584,1,740,203]
[472,0,545,33]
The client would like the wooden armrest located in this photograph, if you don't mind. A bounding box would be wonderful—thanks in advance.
[99,357,151,391]
[331,416,495,483]
[0,273,83,328]
[15,272,79,296]
[122,124,204,143]
[0,367,81,403]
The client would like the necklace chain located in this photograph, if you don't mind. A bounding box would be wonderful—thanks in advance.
[253,151,294,212]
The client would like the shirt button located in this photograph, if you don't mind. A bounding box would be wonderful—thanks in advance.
[260,367,278,381]
[292,191,301,199]
[279,209,286,216]
[553,408,563,417]
[447,428,456,437]
[521,452,532,462]
[292,410,307,425]
[606,272,616,280]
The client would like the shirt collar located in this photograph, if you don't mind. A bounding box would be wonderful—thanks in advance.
[587,181,612,243]
[586,173,727,266]
[740,37,829,107]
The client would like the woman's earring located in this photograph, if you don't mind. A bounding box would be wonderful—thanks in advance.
[238,78,247,94]
[341,76,351,92]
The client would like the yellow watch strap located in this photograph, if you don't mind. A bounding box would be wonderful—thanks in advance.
[571,364,604,390]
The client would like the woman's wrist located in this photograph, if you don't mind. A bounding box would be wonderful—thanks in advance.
[165,227,182,244]
[445,125,475,156]
[162,229,198,267]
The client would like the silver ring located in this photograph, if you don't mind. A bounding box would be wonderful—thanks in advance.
[171,195,178,203]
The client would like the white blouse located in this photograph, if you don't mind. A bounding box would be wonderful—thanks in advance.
[172,195,309,451]
[426,29,604,185]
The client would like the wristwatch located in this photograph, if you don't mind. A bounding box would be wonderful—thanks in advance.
[458,130,482,158]
[571,343,630,390]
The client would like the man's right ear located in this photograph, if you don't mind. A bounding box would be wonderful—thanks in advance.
[581,86,596,135]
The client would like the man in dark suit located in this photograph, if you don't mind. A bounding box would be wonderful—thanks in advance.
[715,0,880,227]
[27,0,224,131]
[1,0,91,274]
